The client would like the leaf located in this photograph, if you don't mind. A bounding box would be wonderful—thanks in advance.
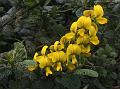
[5,42,27,63]
[44,0,51,6]
[22,60,36,65]
[104,44,113,54]
[24,0,35,7]
[75,8,82,17]
[18,59,36,70]
[55,75,81,89]
[14,42,27,62]
[74,69,98,77]
[96,68,107,78]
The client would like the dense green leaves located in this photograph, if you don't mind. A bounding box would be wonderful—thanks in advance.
[55,75,81,89]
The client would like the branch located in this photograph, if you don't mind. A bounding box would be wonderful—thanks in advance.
[0,7,17,29]
[0,2,41,30]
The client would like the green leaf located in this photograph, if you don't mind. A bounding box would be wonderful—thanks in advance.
[24,0,36,7]
[55,75,81,89]
[5,42,27,63]
[44,0,51,6]
[104,44,113,54]
[21,60,36,68]
[74,69,99,77]
[75,8,82,17]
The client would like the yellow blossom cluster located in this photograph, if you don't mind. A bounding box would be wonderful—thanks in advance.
[32,5,107,76]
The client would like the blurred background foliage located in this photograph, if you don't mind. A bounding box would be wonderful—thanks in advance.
[0,0,120,89]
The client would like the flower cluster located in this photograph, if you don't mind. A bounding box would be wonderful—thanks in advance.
[33,5,107,76]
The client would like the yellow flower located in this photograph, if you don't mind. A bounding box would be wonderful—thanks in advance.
[83,5,107,24]
[83,10,94,17]
[56,62,62,71]
[45,67,52,76]
[92,22,98,32]
[65,32,75,40]
[89,25,97,36]
[77,16,92,29]
[33,52,39,62]
[94,5,107,24]
[48,51,66,71]
[37,56,51,68]
[48,51,66,63]
[96,17,107,24]
[77,28,85,37]
[66,63,76,71]
[50,41,64,52]
[41,46,48,55]
[71,55,78,64]
[76,34,89,44]
[60,36,67,46]
[60,32,75,45]
[70,22,77,33]
[90,36,99,45]
[32,4,108,76]
[80,45,91,53]
[94,5,104,17]
[34,46,52,68]
[66,44,81,56]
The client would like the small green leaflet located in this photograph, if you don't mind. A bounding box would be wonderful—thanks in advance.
[74,69,99,77]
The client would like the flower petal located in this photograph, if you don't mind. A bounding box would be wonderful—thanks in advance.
[54,41,59,51]
[77,28,85,36]
[72,55,78,64]
[67,44,81,56]
[77,16,91,29]
[33,52,39,62]
[94,5,104,17]
[97,17,108,24]
[83,10,94,17]
[84,17,92,29]
[45,67,52,76]
[66,63,76,71]
[65,32,75,39]
[89,26,97,36]
[56,62,62,71]
[77,16,85,28]
[41,46,48,55]
[70,22,77,33]
[90,36,100,45]
[81,45,91,53]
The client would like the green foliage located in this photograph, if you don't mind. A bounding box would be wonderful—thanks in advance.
[0,69,12,79]
[0,42,29,80]
[74,69,99,77]
[90,44,117,67]
[24,0,36,7]
[55,75,81,89]
[5,42,27,63]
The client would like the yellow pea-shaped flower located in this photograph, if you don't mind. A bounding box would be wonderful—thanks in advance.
[45,67,52,76]
[77,16,92,29]
[94,5,104,17]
